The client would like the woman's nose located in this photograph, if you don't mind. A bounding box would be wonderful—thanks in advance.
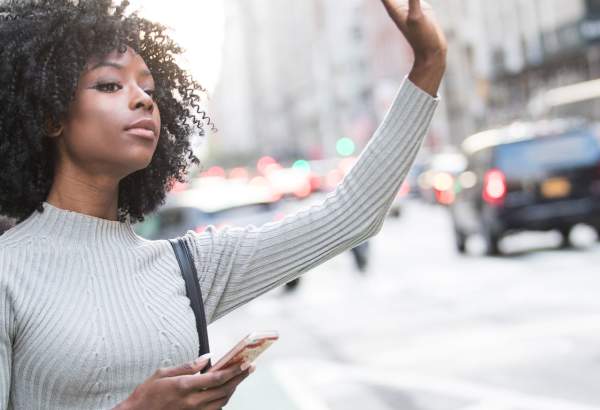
[130,89,154,111]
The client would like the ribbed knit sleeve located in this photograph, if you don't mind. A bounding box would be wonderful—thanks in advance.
[184,77,439,323]
[0,269,15,409]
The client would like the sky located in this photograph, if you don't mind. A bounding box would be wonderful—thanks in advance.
[126,0,226,94]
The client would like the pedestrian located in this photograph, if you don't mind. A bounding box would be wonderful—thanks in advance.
[0,0,446,409]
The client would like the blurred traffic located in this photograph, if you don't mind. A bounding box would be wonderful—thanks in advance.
[133,155,400,291]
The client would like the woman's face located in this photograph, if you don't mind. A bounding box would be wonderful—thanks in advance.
[55,46,161,178]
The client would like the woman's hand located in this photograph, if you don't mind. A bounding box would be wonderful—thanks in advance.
[380,0,447,96]
[113,355,254,410]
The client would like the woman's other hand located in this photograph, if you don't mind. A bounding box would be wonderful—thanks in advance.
[113,355,254,410]
[380,0,447,96]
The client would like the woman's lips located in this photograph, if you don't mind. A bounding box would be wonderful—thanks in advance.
[125,127,156,140]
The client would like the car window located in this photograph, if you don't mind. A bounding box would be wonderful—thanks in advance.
[211,203,274,227]
[494,131,600,178]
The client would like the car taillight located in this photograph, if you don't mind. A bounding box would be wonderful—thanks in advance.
[482,169,507,205]
[398,180,410,197]
[436,189,455,205]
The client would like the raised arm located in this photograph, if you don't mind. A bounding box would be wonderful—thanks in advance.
[183,0,447,323]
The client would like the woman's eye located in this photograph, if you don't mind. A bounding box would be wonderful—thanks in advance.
[95,82,121,92]
[145,90,156,98]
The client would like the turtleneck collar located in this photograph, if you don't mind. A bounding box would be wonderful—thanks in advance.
[9,201,144,246]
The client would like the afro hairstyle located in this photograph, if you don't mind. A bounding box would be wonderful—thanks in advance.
[0,0,215,223]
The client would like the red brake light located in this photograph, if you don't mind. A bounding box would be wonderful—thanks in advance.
[398,180,410,197]
[483,169,507,205]
[436,189,455,205]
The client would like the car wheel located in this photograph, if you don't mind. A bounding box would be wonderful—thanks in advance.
[455,229,467,254]
[484,230,501,256]
[559,227,573,248]
[284,278,300,292]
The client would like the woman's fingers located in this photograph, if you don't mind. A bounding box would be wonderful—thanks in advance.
[183,368,252,408]
[155,353,212,378]
[380,0,445,55]
[408,0,421,16]
[380,0,432,32]
[178,362,247,393]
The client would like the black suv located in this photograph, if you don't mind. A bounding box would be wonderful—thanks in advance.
[450,119,600,255]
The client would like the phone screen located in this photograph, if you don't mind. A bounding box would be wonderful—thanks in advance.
[209,332,278,372]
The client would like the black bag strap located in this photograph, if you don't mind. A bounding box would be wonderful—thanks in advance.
[168,238,211,370]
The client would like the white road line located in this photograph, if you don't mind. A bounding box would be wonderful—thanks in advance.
[272,359,600,410]
[270,362,333,410]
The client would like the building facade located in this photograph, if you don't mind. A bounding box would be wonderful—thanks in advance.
[211,0,442,165]
[437,0,600,144]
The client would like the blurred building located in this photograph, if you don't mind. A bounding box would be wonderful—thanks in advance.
[212,0,326,165]
[316,0,375,154]
[211,0,447,166]
[205,1,600,164]
[437,0,600,144]
[207,0,256,165]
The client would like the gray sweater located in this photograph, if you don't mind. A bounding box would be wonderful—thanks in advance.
[0,78,438,410]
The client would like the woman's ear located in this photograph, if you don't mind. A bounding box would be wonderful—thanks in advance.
[45,117,64,138]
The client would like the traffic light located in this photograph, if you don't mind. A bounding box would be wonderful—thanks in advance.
[336,138,355,157]
[292,159,310,172]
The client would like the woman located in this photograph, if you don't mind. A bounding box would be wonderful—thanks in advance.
[0,0,446,408]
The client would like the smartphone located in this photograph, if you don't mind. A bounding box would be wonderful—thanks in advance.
[208,331,279,372]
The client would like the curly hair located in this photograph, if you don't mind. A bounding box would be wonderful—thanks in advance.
[0,0,215,223]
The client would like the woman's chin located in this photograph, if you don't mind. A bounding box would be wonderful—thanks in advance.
[123,153,156,175]
[122,145,157,169]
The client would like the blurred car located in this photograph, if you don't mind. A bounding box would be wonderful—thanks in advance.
[306,157,358,193]
[265,166,312,199]
[450,119,600,255]
[134,176,370,293]
[417,150,467,205]
[134,178,279,240]
[306,158,341,193]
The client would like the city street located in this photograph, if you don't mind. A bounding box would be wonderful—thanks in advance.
[4,0,600,409]
[209,199,600,410]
